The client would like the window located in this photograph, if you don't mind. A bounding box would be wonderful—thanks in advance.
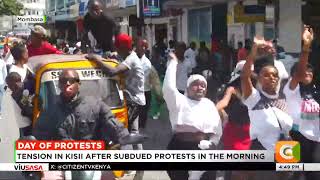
[49,0,55,11]
[264,22,275,40]
[57,0,64,9]
[39,78,123,111]
[188,8,212,46]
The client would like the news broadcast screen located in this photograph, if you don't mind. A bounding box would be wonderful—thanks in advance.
[1,0,320,179]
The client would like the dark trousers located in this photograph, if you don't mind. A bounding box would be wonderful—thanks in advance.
[166,134,216,180]
[138,91,152,129]
[20,125,32,138]
[250,139,266,150]
[127,101,144,150]
[290,131,318,180]
[127,101,143,133]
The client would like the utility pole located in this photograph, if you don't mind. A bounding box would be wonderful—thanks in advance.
[136,0,140,18]
[136,0,143,36]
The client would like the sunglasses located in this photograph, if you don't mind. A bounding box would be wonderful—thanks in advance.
[59,77,80,85]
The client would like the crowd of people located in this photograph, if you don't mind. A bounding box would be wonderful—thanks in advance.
[0,0,319,180]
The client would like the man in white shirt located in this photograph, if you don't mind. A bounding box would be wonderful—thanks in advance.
[8,44,31,82]
[136,39,153,130]
[86,34,145,151]
[5,72,32,136]
[163,52,222,180]
[174,42,193,94]
[184,41,198,69]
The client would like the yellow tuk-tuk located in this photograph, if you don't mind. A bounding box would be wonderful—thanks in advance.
[28,54,128,178]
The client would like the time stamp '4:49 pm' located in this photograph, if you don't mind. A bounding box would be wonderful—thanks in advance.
[276,163,320,171]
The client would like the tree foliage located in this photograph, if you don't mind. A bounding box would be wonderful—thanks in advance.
[0,0,24,16]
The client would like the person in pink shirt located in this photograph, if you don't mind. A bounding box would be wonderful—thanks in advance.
[27,25,62,57]
[237,41,248,61]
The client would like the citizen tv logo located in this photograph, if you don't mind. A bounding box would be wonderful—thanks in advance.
[275,141,301,163]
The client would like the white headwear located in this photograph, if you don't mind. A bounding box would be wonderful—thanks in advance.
[76,41,81,48]
[187,74,207,88]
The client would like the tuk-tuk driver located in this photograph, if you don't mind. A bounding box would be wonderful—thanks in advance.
[33,69,130,149]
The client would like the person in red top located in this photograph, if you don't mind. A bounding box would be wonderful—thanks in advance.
[27,25,62,57]
[211,34,219,53]
[237,41,248,61]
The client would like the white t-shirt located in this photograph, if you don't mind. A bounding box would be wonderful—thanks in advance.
[1,89,31,128]
[184,48,197,68]
[163,60,222,145]
[176,59,193,92]
[0,89,20,163]
[121,51,146,105]
[243,88,293,150]
[140,54,152,92]
[9,64,29,82]
[284,80,320,142]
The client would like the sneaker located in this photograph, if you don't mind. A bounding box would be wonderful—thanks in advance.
[152,112,160,120]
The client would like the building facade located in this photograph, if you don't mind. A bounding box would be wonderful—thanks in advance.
[0,16,13,35]
[0,0,46,36]
[43,0,317,54]
[15,0,46,36]
[46,0,80,44]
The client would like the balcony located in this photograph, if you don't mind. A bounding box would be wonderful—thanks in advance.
[23,3,46,10]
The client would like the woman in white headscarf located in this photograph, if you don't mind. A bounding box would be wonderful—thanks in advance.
[163,53,222,180]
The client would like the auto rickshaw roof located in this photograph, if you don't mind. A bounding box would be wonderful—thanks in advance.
[27,54,117,73]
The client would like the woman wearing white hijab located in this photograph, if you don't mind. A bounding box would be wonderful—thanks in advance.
[163,53,222,180]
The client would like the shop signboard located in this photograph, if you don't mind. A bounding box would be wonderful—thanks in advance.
[143,0,161,17]
[234,3,265,23]
[79,0,88,16]
[69,3,79,19]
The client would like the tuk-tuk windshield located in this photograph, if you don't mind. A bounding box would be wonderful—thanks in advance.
[39,69,124,110]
